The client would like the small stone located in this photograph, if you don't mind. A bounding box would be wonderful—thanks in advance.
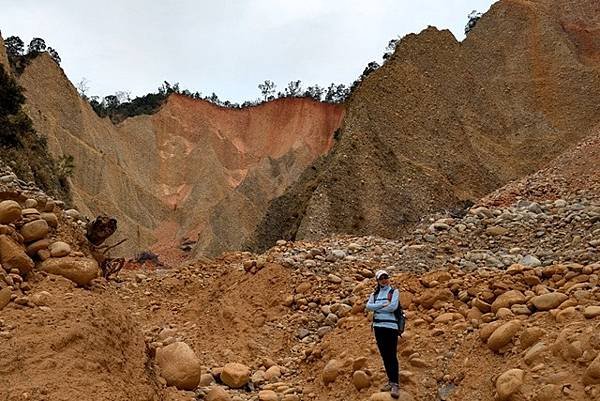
[583,306,600,319]
[49,241,71,258]
[258,390,278,401]
[520,255,541,267]
[264,365,281,382]
[496,369,524,400]
[322,359,340,384]
[206,386,231,401]
[221,363,251,389]
[584,354,600,385]
[0,287,11,310]
[327,274,342,284]
[352,370,371,390]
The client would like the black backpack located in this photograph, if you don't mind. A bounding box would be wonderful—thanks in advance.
[372,286,406,337]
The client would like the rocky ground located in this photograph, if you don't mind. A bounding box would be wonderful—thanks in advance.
[1,134,599,401]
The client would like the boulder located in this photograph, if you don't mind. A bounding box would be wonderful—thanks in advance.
[206,386,231,401]
[221,363,251,389]
[0,235,34,274]
[584,354,600,385]
[20,219,49,243]
[26,239,50,256]
[258,390,278,401]
[0,200,21,224]
[583,306,600,319]
[38,257,99,286]
[496,369,524,401]
[40,212,59,228]
[530,293,568,311]
[49,241,71,257]
[155,342,201,390]
[369,391,414,401]
[520,327,545,348]
[352,370,371,390]
[491,290,526,313]
[322,359,341,384]
[199,373,215,387]
[487,320,521,352]
[533,384,561,401]
[0,287,11,310]
[264,365,281,382]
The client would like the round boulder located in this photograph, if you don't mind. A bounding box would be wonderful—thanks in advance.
[322,359,341,384]
[206,386,231,401]
[20,219,49,243]
[487,320,521,352]
[49,241,71,257]
[531,293,568,311]
[0,200,21,224]
[0,234,34,274]
[352,370,371,390]
[220,363,251,389]
[38,256,99,286]
[496,369,524,400]
[155,341,201,390]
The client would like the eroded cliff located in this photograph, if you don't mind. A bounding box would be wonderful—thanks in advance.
[14,53,343,256]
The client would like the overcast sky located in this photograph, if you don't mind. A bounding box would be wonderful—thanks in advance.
[0,0,496,103]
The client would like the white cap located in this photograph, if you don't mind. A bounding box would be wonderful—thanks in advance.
[375,270,389,280]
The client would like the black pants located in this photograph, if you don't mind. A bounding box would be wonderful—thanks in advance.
[374,326,399,384]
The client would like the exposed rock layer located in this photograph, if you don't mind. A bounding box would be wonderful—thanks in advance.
[249,0,600,252]
[11,52,343,256]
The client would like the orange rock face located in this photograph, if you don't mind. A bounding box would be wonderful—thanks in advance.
[16,54,343,257]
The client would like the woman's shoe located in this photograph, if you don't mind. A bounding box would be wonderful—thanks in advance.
[390,383,400,399]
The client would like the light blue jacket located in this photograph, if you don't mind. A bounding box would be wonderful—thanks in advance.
[366,285,399,330]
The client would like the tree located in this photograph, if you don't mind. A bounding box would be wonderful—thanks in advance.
[76,78,90,100]
[284,80,302,97]
[383,36,400,60]
[4,36,24,59]
[103,95,119,110]
[47,47,61,64]
[0,64,26,117]
[27,37,47,54]
[465,10,483,35]
[304,85,324,101]
[258,80,276,101]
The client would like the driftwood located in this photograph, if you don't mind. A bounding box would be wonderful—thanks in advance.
[86,214,118,246]
[84,215,127,279]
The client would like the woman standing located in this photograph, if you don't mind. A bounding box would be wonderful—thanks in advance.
[366,269,400,399]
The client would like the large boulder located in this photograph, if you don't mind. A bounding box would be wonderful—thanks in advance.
[0,234,34,274]
[155,342,201,390]
[0,200,21,224]
[20,219,49,243]
[221,363,251,389]
[38,256,99,286]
